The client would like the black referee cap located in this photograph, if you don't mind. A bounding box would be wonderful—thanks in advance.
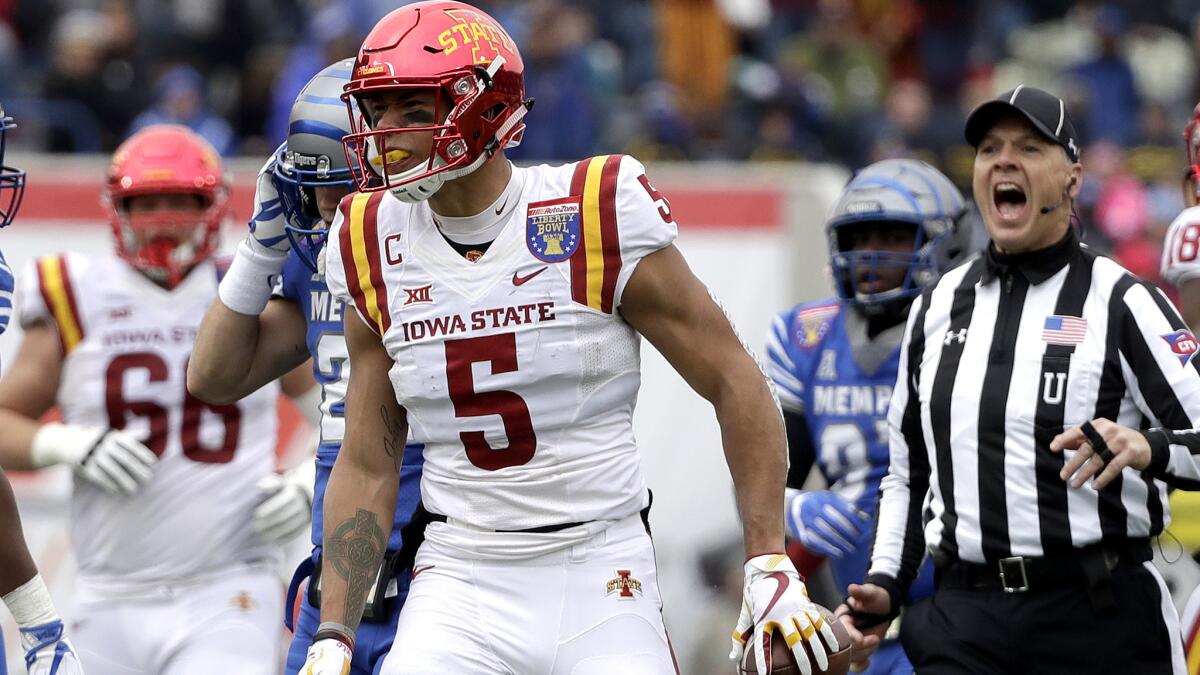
[964,85,1079,162]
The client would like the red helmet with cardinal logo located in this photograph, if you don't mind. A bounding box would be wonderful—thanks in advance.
[341,0,532,203]
[103,125,229,287]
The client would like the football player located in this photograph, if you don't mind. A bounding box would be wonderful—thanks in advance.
[299,3,839,674]
[186,59,424,675]
[0,105,85,675]
[0,125,303,674]
[1160,102,1200,674]
[766,159,975,673]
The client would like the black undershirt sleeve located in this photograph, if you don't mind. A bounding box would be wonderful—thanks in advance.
[784,409,818,489]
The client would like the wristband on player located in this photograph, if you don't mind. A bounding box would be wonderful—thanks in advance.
[217,239,287,316]
[1,575,59,629]
[314,621,355,651]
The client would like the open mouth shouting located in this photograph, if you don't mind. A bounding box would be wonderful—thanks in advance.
[993,181,1028,224]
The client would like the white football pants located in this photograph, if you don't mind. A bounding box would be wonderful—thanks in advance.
[70,563,282,674]
[381,512,678,674]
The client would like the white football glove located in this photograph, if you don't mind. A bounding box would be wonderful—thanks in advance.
[254,459,315,545]
[21,620,85,675]
[301,638,352,675]
[247,151,292,256]
[730,553,839,675]
[31,423,157,496]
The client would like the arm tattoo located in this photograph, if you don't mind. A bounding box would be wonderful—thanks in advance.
[380,404,406,470]
[325,508,386,630]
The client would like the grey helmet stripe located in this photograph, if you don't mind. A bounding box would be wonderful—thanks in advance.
[1009,85,1025,104]
[1055,98,1065,136]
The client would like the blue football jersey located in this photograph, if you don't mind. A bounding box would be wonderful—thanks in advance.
[767,298,932,600]
[0,248,12,336]
[276,251,423,552]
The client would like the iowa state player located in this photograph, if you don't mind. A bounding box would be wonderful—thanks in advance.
[300,3,840,675]
[0,126,293,674]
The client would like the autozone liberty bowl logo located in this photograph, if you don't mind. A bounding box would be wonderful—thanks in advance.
[1162,329,1199,366]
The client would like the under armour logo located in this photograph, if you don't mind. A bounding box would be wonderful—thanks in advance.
[403,284,432,305]
[943,328,968,345]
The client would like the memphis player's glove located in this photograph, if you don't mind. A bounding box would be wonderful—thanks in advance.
[0,248,14,335]
[301,638,353,675]
[31,423,157,496]
[731,553,840,675]
[219,151,291,316]
[253,459,315,545]
[786,490,870,559]
[247,152,292,257]
[22,619,85,675]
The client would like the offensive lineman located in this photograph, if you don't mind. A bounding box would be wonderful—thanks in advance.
[0,126,304,674]
[186,60,424,674]
[767,159,976,673]
[302,2,840,674]
[0,105,84,674]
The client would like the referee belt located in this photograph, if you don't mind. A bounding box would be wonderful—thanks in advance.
[935,539,1152,595]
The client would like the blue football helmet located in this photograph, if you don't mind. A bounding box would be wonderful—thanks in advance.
[273,59,360,273]
[827,159,972,313]
[0,103,26,228]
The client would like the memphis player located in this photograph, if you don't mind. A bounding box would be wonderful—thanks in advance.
[0,106,84,674]
[766,159,977,673]
[187,59,424,674]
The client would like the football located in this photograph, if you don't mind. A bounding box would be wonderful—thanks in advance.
[738,605,852,675]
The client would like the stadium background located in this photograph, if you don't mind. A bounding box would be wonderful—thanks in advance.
[3,0,1200,672]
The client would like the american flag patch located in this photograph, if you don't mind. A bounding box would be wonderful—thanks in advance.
[1042,315,1087,345]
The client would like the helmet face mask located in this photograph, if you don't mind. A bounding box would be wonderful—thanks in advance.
[341,1,532,203]
[0,107,26,228]
[274,58,361,273]
[104,125,228,288]
[826,159,970,315]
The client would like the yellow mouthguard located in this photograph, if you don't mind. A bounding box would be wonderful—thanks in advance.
[370,149,413,167]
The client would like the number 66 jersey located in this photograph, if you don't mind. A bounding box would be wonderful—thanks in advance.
[325,155,676,541]
[17,253,281,585]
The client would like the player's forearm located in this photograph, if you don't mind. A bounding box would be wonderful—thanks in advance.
[0,471,38,594]
[715,366,788,558]
[189,300,305,403]
[318,422,401,633]
[0,411,42,471]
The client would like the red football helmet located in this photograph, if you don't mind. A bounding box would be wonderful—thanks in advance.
[341,0,532,202]
[103,125,228,287]
[1185,102,1200,206]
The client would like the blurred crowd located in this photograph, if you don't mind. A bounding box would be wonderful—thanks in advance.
[1,0,1198,277]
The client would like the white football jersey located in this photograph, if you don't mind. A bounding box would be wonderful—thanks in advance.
[325,156,677,533]
[1161,205,1200,286]
[17,254,280,585]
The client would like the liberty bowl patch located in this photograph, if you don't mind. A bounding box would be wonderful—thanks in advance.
[527,197,582,262]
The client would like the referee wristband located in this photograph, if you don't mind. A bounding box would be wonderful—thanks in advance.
[218,239,287,316]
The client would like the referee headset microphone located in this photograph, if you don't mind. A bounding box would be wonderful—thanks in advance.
[1039,176,1076,215]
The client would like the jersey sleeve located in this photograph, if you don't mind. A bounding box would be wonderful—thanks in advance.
[16,253,89,354]
[324,190,391,336]
[563,155,678,313]
[1161,206,1200,286]
[766,309,806,414]
[0,250,13,335]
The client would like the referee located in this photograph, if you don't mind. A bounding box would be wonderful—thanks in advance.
[838,85,1200,674]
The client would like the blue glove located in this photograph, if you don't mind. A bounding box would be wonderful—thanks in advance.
[0,248,13,335]
[786,490,870,559]
[21,620,84,674]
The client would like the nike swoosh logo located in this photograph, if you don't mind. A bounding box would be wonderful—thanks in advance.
[495,195,510,216]
[755,571,790,624]
[512,267,547,286]
[412,565,436,579]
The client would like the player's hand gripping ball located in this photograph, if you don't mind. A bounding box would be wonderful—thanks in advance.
[740,605,851,675]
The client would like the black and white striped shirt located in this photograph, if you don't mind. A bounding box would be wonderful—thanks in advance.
[866,229,1200,601]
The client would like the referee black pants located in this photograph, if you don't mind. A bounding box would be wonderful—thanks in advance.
[899,562,1183,674]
